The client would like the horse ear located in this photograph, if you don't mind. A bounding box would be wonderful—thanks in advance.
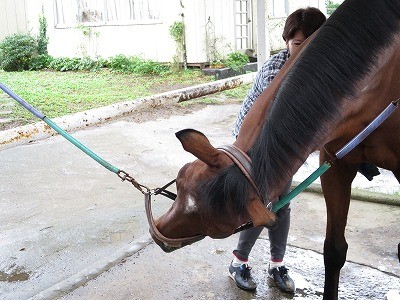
[246,198,277,228]
[176,129,223,168]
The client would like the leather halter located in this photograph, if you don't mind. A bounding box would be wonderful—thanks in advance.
[145,192,206,250]
[217,145,263,199]
[144,144,262,250]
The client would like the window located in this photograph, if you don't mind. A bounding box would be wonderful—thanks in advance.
[235,0,252,50]
[268,0,288,18]
[54,0,161,27]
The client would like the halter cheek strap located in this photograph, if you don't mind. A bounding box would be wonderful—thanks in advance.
[217,145,262,199]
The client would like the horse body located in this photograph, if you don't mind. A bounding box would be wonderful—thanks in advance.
[152,0,400,298]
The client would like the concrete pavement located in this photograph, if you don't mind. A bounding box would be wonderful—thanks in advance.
[0,99,399,299]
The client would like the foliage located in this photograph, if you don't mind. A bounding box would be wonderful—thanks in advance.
[29,54,53,70]
[0,34,38,71]
[48,56,106,72]
[169,21,184,43]
[0,50,170,74]
[0,69,210,126]
[210,60,225,68]
[37,6,49,55]
[204,18,229,64]
[76,23,100,57]
[107,54,170,75]
[223,52,249,71]
[169,21,186,71]
[107,54,132,72]
[326,0,341,15]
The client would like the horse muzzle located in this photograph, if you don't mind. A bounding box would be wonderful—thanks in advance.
[149,228,206,253]
[145,192,206,252]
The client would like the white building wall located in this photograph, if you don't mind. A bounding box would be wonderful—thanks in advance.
[2,0,329,64]
[24,1,181,62]
[0,0,29,40]
[184,0,236,64]
[288,0,326,12]
[19,0,239,64]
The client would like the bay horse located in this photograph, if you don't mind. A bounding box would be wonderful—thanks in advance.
[150,0,400,299]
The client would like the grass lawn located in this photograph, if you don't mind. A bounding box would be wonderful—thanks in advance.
[1,69,247,128]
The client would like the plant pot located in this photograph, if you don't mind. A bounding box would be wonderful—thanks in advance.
[212,62,258,80]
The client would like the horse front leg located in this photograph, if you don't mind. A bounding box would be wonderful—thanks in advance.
[320,155,358,300]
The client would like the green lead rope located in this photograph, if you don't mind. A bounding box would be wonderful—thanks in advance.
[272,99,398,212]
[272,162,331,212]
[44,118,120,174]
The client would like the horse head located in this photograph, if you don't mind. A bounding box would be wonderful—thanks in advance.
[150,128,277,252]
[149,25,311,253]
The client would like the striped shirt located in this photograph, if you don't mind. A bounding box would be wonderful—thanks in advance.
[232,49,290,137]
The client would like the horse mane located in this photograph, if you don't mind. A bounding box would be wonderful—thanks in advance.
[251,0,400,197]
[197,0,400,216]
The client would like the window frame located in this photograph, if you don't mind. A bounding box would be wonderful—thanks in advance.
[53,0,162,29]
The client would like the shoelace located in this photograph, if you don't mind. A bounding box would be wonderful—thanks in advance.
[240,265,252,280]
[277,266,289,279]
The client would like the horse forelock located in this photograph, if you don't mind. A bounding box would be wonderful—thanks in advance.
[195,164,250,219]
[251,0,400,197]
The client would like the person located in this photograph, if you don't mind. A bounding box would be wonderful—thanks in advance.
[228,6,381,294]
[228,7,327,294]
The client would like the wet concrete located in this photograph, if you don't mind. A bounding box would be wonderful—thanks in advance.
[0,102,399,299]
[59,193,400,300]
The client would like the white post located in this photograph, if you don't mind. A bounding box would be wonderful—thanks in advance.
[256,0,270,70]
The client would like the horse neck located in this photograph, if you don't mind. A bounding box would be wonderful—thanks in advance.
[246,5,400,200]
[234,36,313,153]
[326,36,400,147]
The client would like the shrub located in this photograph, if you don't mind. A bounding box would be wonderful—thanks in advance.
[37,7,49,55]
[133,58,170,75]
[48,56,106,71]
[107,54,132,72]
[108,54,170,75]
[29,54,52,70]
[224,52,249,71]
[0,33,38,71]
[169,21,184,44]
[48,57,79,71]
[326,0,340,15]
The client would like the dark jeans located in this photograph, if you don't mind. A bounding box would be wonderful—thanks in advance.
[233,179,292,261]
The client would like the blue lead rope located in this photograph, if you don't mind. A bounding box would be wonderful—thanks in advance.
[335,101,398,159]
[0,83,120,174]
[0,83,45,119]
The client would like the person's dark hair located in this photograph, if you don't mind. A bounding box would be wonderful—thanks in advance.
[282,7,326,41]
